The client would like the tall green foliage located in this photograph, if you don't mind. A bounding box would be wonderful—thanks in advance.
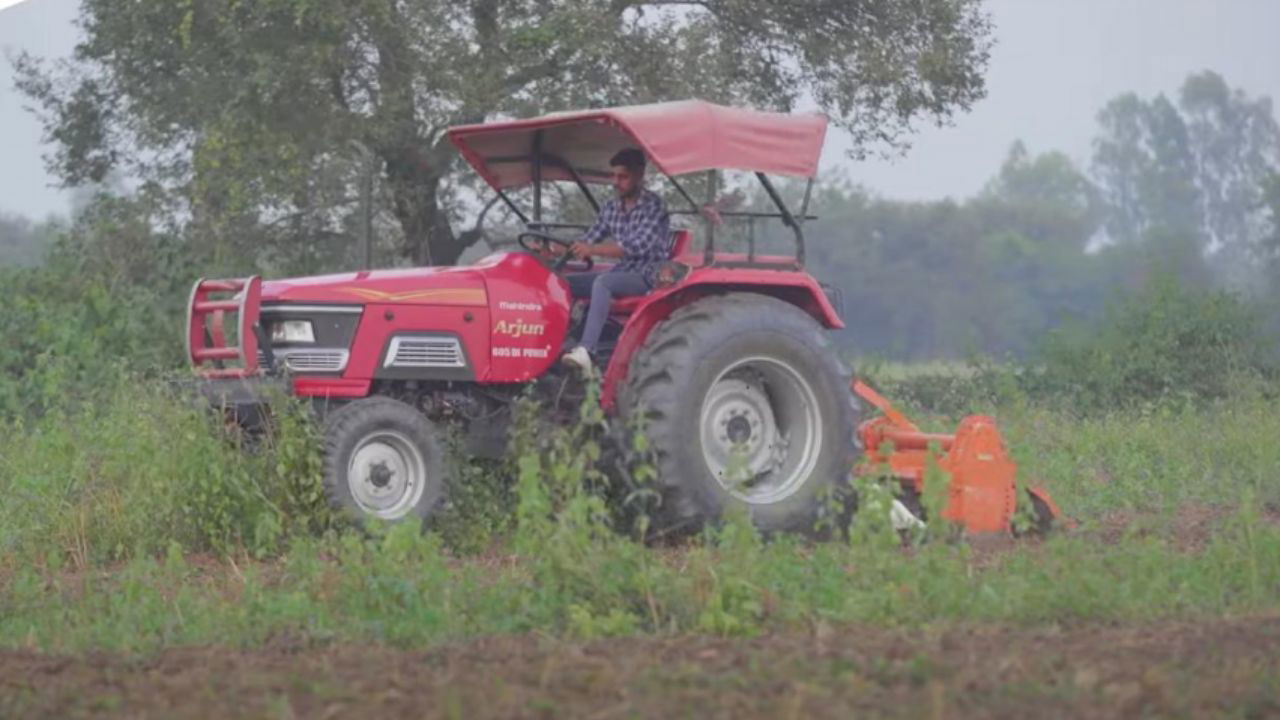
[0,192,192,417]
[1027,274,1275,412]
[0,382,331,566]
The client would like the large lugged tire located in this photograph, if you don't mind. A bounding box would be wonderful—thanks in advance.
[620,293,859,536]
[322,396,448,526]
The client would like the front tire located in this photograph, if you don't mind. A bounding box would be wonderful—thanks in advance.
[322,396,448,526]
[620,293,858,536]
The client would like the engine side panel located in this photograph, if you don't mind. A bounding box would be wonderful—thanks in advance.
[474,252,573,383]
[344,303,493,383]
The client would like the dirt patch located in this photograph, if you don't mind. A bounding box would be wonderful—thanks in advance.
[1086,502,1280,553]
[4,617,1280,719]
[959,502,1280,568]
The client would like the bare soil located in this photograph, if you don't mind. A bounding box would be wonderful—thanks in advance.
[4,617,1280,719]
[1088,502,1280,552]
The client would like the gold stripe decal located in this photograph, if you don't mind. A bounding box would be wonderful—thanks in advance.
[336,287,487,304]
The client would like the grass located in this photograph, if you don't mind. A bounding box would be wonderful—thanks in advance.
[2,511,1278,654]
[1,376,1280,655]
[1008,399,1280,516]
[3,370,1280,719]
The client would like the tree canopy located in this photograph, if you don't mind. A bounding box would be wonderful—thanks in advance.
[17,0,992,267]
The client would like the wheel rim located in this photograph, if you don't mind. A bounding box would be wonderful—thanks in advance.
[699,356,823,505]
[347,430,428,520]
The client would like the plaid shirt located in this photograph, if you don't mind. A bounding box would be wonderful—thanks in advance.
[581,189,670,285]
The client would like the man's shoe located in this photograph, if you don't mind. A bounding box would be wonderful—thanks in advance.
[561,346,595,376]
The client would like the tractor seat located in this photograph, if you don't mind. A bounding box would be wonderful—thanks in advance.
[609,229,691,316]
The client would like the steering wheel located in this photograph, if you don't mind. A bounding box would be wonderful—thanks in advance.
[517,230,593,272]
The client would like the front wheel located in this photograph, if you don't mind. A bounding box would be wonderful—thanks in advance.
[322,396,448,526]
[620,293,859,536]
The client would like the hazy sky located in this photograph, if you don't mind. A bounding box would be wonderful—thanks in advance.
[3,0,1280,219]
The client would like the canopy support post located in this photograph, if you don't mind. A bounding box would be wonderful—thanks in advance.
[756,172,805,266]
[703,170,717,265]
[563,161,600,214]
[532,131,544,223]
[799,178,815,225]
[495,189,529,225]
[666,174,700,213]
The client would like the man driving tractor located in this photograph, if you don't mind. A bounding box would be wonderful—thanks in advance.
[561,148,670,374]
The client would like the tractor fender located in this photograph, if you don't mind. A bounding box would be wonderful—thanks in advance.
[600,271,843,411]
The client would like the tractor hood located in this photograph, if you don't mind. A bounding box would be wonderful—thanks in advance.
[260,264,489,307]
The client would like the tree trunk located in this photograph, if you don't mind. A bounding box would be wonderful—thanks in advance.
[383,153,473,266]
[370,1,474,267]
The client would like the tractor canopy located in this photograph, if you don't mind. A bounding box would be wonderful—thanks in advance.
[448,100,829,265]
[447,99,828,189]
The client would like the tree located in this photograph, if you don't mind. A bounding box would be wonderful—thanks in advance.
[1180,72,1280,253]
[1090,72,1280,288]
[981,140,1102,251]
[1262,171,1280,282]
[17,0,993,269]
[985,142,1094,211]
[1091,93,1199,245]
[972,143,1110,348]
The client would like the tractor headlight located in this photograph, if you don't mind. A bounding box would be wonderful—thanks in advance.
[270,320,315,344]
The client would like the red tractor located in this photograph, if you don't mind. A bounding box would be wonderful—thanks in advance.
[188,100,1062,537]
[189,100,856,534]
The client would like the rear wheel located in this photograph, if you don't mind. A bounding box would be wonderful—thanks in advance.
[620,293,859,536]
[323,396,448,525]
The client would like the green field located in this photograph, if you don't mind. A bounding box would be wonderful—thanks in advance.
[2,376,1279,718]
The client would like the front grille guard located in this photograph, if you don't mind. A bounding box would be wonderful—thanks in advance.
[186,276,269,378]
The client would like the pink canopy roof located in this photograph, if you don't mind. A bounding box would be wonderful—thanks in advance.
[447,100,828,190]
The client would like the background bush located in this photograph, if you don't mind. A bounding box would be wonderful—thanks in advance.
[862,273,1279,419]
[1024,274,1277,413]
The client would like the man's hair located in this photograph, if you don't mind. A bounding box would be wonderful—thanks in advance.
[609,148,646,173]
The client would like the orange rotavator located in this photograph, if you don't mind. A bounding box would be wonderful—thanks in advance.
[852,379,1063,535]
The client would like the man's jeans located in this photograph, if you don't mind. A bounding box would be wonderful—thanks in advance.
[566,271,651,352]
